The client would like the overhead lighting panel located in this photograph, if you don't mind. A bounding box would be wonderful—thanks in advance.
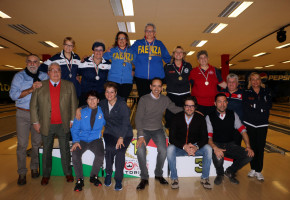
[253,52,268,57]
[126,22,135,33]
[218,1,253,18]
[196,40,208,47]
[110,0,124,16]
[204,23,228,33]
[264,64,274,68]
[0,11,11,18]
[122,0,134,16]
[187,51,195,56]
[275,43,290,49]
[281,60,290,64]
[40,41,59,48]
[117,22,127,32]
[254,67,263,69]
[0,45,8,49]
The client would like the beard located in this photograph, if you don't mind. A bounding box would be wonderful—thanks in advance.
[27,66,38,74]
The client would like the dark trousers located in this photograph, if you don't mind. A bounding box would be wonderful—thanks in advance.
[114,82,133,102]
[246,125,268,172]
[41,124,72,177]
[197,105,216,116]
[72,139,104,179]
[212,142,252,175]
[165,93,190,128]
[233,129,243,146]
[135,77,151,98]
[103,134,132,181]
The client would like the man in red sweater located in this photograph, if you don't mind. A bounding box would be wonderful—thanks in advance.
[30,63,78,185]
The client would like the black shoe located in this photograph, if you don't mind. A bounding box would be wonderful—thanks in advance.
[31,169,39,179]
[74,178,84,192]
[90,176,102,186]
[17,175,26,185]
[214,175,224,185]
[225,170,239,184]
[155,176,169,184]
[136,179,149,190]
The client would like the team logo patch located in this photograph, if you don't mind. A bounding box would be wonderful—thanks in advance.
[237,94,241,98]
[184,68,189,73]
[208,70,214,75]
[98,114,102,119]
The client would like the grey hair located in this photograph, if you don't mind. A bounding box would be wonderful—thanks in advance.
[227,73,239,82]
[26,54,40,62]
[144,23,156,32]
[48,62,61,71]
[197,50,208,59]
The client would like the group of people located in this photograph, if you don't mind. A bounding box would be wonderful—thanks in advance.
[9,22,272,193]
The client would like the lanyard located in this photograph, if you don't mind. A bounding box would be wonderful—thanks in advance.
[199,67,210,85]
[174,62,184,76]
[64,54,73,78]
[118,46,128,66]
[92,56,100,76]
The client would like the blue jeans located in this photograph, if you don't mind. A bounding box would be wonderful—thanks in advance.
[167,144,212,180]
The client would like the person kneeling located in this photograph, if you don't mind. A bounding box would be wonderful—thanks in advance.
[167,96,212,189]
[207,93,254,185]
[71,91,105,192]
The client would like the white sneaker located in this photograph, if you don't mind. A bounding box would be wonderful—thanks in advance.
[255,172,264,181]
[248,170,256,178]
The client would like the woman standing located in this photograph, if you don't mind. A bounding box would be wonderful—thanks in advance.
[243,72,272,181]
[103,32,135,101]
[39,37,81,98]
[71,91,105,192]
[99,82,133,191]
[78,42,111,106]
[164,46,192,127]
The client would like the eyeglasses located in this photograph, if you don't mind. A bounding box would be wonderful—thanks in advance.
[64,44,74,48]
[87,97,98,101]
[184,105,195,108]
[49,69,61,73]
[118,37,126,40]
[145,30,154,33]
[94,49,104,52]
[27,60,39,65]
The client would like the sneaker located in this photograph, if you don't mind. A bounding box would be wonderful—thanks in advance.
[248,170,256,178]
[115,180,122,191]
[74,178,84,192]
[200,178,212,189]
[214,175,224,185]
[90,176,102,186]
[171,179,179,189]
[225,170,239,184]
[104,174,112,187]
[255,172,264,181]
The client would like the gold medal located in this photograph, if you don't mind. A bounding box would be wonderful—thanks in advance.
[149,56,152,60]
[178,76,183,81]
[123,62,126,66]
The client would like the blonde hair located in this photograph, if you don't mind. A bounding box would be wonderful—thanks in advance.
[63,37,75,47]
[247,72,265,89]
[170,46,186,64]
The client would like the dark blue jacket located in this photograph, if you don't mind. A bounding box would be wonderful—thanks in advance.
[243,87,272,127]
[221,88,243,122]
[99,96,133,138]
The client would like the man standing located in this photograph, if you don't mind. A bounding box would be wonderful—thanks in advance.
[221,73,244,146]
[135,78,182,190]
[206,93,254,185]
[30,63,78,185]
[188,50,227,116]
[9,54,48,185]
[131,23,171,97]
[167,96,212,189]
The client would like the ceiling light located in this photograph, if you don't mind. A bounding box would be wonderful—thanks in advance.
[281,60,290,64]
[277,28,287,43]
[253,52,267,57]
[196,40,208,47]
[0,45,8,49]
[203,23,228,33]
[212,23,228,33]
[254,67,263,69]
[0,11,11,18]
[228,1,253,18]
[126,22,135,33]
[187,51,195,56]
[122,0,134,16]
[110,0,123,16]
[229,63,234,66]
[44,41,59,48]
[130,40,136,45]
[275,43,290,49]
[4,65,15,68]
[264,64,274,68]
[117,22,127,32]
